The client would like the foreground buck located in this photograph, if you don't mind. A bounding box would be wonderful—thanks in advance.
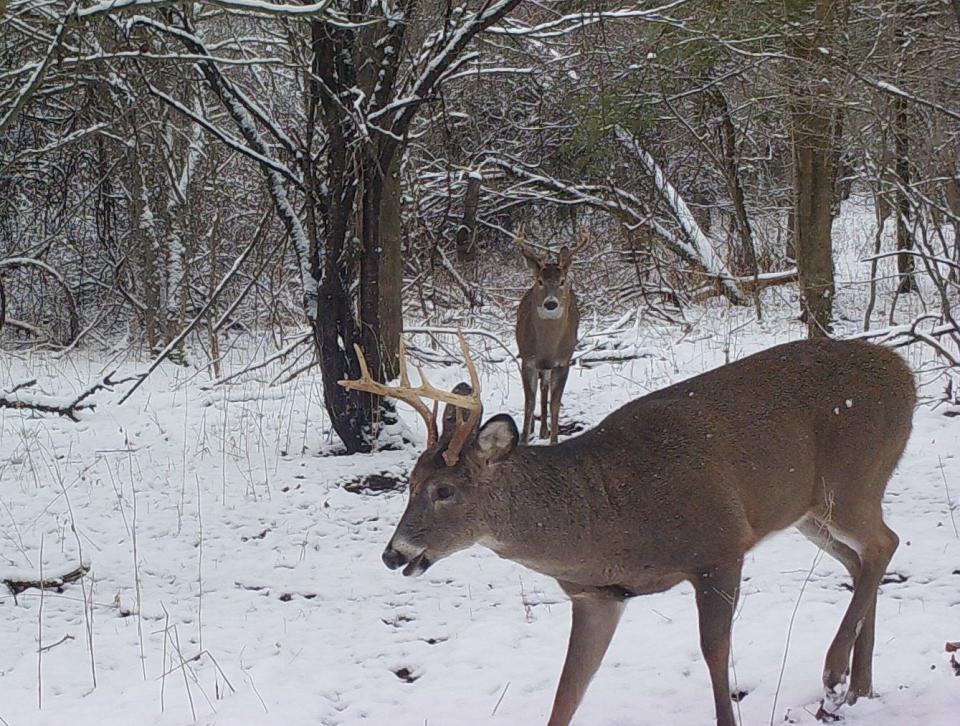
[340,335,915,726]
[515,227,588,444]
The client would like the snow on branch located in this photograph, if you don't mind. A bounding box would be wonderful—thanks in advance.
[390,0,522,138]
[849,316,960,367]
[613,127,745,305]
[1,561,91,599]
[0,2,77,136]
[128,15,318,321]
[143,80,301,187]
[491,0,691,39]
[77,0,336,20]
[855,78,960,123]
[129,14,298,158]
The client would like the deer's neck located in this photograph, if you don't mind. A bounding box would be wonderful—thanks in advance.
[473,444,670,587]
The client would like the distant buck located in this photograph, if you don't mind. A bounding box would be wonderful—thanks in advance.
[341,335,915,726]
[515,226,588,444]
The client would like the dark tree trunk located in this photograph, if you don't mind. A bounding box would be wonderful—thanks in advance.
[894,97,915,293]
[711,89,758,278]
[127,144,162,351]
[788,0,844,338]
[311,18,367,453]
[360,150,403,388]
[893,13,916,294]
[454,172,482,263]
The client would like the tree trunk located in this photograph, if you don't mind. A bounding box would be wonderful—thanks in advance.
[454,172,482,263]
[893,12,915,293]
[712,89,758,279]
[360,149,403,392]
[788,0,843,338]
[127,144,162,351]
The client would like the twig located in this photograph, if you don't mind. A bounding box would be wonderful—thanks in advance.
[404,326,517,362]
[38,633,75,654]
[37,536,44,710]
[939,457,959,539]
[491,681,510,716]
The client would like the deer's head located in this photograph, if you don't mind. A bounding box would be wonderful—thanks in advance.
[339,334,518,576]
[515,226,589,320]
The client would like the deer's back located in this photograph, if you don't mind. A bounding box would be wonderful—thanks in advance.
[595,338,913,535]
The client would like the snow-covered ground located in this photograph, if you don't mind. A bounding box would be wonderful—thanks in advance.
[1,206,958,725]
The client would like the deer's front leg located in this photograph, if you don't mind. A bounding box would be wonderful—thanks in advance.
[547,585,626,726]
[520,362,538,445]
[694,560,743,726]
[538,370,551,440]
[548,365,570,445]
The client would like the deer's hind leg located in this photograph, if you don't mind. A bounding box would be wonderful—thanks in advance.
[802,509,898,710]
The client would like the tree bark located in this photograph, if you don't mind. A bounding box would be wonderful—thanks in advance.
[788,0,844,338]
[360,150,403,394]
[893,9,915,293]
[711,89,758,279]
[454,172,482,263]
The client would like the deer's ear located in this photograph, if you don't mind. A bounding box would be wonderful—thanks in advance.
[439,382,481,445]
[558,245,572,270]
[471,414,518,466]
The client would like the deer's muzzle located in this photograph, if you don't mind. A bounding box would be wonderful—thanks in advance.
[538,297,563,319]
[382,545,408,570]
[382,541,431,576]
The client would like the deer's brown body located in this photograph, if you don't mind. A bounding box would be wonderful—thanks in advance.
[343,337,915,726]
[515,229,586,444]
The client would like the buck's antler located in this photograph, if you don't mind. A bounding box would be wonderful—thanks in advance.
[513,223,543,266]
[338,331,482,465]
[568,228,591,257]
[441,332,483,466]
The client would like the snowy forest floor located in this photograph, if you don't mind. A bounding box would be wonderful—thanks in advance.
[2,207,959,726]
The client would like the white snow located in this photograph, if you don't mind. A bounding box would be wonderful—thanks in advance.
[0,205,957,725]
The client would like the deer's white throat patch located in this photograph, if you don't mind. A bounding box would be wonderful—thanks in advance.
[537,304,564,320]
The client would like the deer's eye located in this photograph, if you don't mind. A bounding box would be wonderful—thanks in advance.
[537,280,544,287]
[434,485,454,501]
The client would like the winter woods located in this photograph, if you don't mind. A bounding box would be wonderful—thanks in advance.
[2,3,960,725]
[2,0,958,448]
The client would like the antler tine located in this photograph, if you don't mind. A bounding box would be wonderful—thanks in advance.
[339,337,485,450]
[457,329,481,402]
[339,342,439,447]
[569,228,591,257]
[442,330,483,467]
[398,337,411,388]
[395,338,439,444]
[513,223,541,261]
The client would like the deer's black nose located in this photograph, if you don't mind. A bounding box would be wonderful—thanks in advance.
[544,299,559,311]
[382,546,408,570]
